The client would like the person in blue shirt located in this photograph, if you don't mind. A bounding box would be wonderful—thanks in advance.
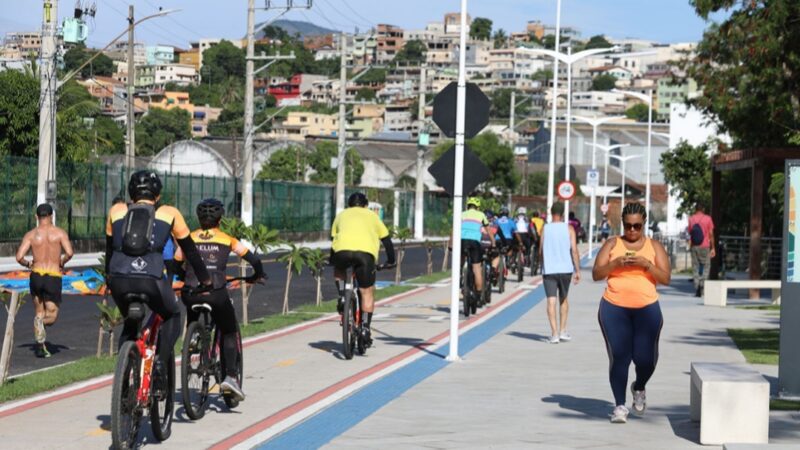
[460,197,493,294]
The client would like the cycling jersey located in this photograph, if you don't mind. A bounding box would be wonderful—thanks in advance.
[106,201,191,279]
[461,209,488,242]
[531,217,545,236]
[331,207,390,260]
[480,222,499,247]
[515,215,531,234]
[496,216,515,240]
[175,228,249,289]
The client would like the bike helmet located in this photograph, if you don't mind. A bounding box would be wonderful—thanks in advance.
[466,197,481,208]
[128,170,162,201]
[517,206,527,215]
[347,192,368,207]
[484,209,495,219]
[196,198,225,229]
[499,206,510,216]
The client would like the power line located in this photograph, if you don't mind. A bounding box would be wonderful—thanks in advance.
[335,0,376,29]
[316,0,366,30]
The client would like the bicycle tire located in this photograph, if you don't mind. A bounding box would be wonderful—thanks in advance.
[181,321,210,420]
[517,251,524,283]
[111,340,143,450]
[150,349,175,442]
[498,257,506,294]
[342,291,355,359]
[222,328,244,408]
[530,246,537,275]
[461,260,471,317]
[484,263,492,304]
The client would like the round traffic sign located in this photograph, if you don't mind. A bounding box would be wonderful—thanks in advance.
[601,203,610,214]
[557,180,576,201]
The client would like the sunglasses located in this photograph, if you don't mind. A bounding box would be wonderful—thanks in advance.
[623,222,643,231]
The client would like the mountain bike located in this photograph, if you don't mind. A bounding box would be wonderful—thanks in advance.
[460,250,478,317]
[496,246,507,294]
[339,263,393,360]
[480,248,495,305]
[110,294,175,450]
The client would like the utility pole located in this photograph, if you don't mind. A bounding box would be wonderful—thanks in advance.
[414,65,427,239]
[126,5,135,169]
[37,0,58,207]
[335,32,348,214]
[509,90,516,139]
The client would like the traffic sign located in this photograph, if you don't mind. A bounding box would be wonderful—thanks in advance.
[432,82,491,139]
[557,180,576,201]
[427,144,490,197]
[601,203,609,214]
[586,169,600,188]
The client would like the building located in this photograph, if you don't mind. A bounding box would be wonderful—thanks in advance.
[0,58,31,73]
[526,21,546,40]
[376,24,404,63]
[384,103,413,131]
[571,91,626,115]
[304,34,334,51]
[443,12,471,35]
[656,76,697,121]
[351,33,377,66]
[2,32,42,58]
[146,45,175,65]
[588,65,634,81]
[304,79,339,104]
[144,91,194,115]
[271,112,340,142]
[151,64,198,87]
[191,106,222,137]
[107,41,146,65]
[426,37,457,67]
[268,74,329,106]
[177,49,200,70]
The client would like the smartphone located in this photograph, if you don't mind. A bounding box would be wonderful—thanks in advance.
[625,251,636,258]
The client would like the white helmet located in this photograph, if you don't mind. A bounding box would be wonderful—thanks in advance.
[517,206,527,215]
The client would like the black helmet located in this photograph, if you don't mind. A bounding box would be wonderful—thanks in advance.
[197,198,224,229]
[128,170,162,201]
[347,192,368,208]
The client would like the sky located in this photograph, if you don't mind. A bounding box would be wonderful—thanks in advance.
[0,0,729,49]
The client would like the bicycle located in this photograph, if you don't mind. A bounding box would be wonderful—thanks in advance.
[510,243,525,283]
[480,248,495,305]
[110,293,175,450]
[181,277,255,420]
[496,246,507,294]
[459,250,479,317]
[339,263,392,360]
[529,240,540,276]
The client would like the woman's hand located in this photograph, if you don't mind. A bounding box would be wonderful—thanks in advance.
[624,255,651,270]
[610,256,627,269]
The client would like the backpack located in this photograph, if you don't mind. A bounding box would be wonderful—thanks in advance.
[121,203,156,256]
[690,223,704,246]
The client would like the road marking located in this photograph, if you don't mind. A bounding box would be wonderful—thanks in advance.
[275,359,295,368]
[85,427,109,437]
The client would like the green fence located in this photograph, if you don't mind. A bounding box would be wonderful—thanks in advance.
[1,156,446,241]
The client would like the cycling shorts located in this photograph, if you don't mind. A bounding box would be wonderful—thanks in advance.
[516,233,533,252]
[108,276,180,321]
[29,272,62,305]
[182,288,238,335]
[332,250,377,288]
[462,239,483,265]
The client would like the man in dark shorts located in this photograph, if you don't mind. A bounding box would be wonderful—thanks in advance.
[331,192,396,347]
[540,202,580,344]
[16,203,74,357]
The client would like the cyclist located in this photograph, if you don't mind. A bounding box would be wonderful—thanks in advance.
[331,192,396,348]
[106,171,212,388]
[530,211,545,274]
[480,210,506,282]
[461,197,492,298]
[174,198,264,402]
[514,206,534,266]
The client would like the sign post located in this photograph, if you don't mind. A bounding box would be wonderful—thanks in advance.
[587,169,599,253]
[557,180,576,202]
[779,160,800,397]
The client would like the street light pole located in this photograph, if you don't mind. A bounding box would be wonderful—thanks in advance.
[592,143,630,205]
[545,0,561,222]
[608,153,641,232]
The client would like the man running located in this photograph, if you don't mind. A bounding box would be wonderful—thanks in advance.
[16,204,74,357]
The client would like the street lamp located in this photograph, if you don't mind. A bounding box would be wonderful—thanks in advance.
[591,143,630,204]
[613,88,654,234]
[608,153,642,232]
[572,115,625,254]
[518,45,619,219]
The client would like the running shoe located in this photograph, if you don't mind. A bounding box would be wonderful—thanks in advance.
[548,335,560,344]
[34,316,46,344]
[631,382,647,415]
[610,405,629,424]
[35,343,51,358]
[559,332,572,342]
[221,376,246,402]
[362,327,373,348]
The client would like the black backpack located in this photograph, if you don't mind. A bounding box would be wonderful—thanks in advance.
[690,223,704,246]
[121,203,156,256]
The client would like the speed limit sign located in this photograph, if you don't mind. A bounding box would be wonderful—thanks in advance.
[601,203,610,214]
[557,180,576,201]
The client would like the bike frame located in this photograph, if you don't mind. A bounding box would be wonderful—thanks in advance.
[345,271,363,329]
[135,311,162,404]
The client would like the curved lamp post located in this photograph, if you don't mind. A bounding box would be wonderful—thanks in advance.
[608,153,642,232]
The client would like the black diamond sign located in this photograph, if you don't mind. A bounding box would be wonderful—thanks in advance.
[432,82,491,139]
[427,144,491,197]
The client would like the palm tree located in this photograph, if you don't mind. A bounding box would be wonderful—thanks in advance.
[493,29,508,49]
[391,227,413,283]
[278,244,310,314]
[304,248,327,306]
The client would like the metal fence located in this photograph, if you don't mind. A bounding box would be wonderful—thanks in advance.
[718,235,782,280]
[0,156,452,241]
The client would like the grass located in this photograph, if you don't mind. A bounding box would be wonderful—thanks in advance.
[0,284,418,404]
[736,305,780,311]
[771,398,800,411]
[407,271,450,285]
[727,328,779,365]
[0,356,116,403]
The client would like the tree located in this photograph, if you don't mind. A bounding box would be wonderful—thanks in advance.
[592,74,618,91]
[394,39,427,65]
[63,43,114,78]
[93,116,125,155]
[257,145,307,181]
[492,29,508,49]
[531,69,553,84]
[521,171,550,196]
[278,244,310,314]
[355,87,376,102]
[432,132,520,194]
[135,108,191,156]
[202,40,246,83]
[490,88,529,119]
[470,17,493,41]
[625,103,652,123]
[308,141,363,185]
[0,70,39,157]
[660,139,712,218]
[354,68,386,85]
[395,174,415,190]
[682,0,800,147]
[583,34,613,50]
[304,248,327,306]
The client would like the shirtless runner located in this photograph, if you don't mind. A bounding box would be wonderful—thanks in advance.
[15,204,74,357]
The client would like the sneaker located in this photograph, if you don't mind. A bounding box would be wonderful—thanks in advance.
[362,327,373,348]
[336,297,344,315]
[221,376,246,402]
[631,382,647,415]
[559,332,572,342]
[548,335,560,344]
[34,316,46,344]
[151,361,167,399]
[610,405,629,424]
[35,343,51,358]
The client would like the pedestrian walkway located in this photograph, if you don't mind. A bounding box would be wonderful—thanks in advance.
[0,256,798,449]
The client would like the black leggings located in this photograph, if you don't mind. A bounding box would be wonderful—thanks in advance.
[598,299,663,406]
[183,289,240,377]
[109,277,181,369]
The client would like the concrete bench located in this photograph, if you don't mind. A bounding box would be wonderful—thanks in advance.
[724,445,799,449]
[691,362,769,445]
[703,280,781,307]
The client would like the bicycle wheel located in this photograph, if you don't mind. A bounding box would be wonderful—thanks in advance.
[111,340,143,450]
[484,264,492,304]
[461,261,471,317]
[516,251,524,283]
[530,246,537,275]
[342,291,356,360]
[222,329,244,408]
[150,349,175,442]
[498,257,506,294]
[181,321,210,420]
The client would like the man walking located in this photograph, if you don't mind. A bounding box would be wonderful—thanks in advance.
[687,203,715,297]
[539,202,580,344]
[16,204,74,357]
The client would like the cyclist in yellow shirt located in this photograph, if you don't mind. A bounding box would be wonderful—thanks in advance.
[331,193,396,347]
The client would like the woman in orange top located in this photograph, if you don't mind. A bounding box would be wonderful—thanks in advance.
[592,203,671,424]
